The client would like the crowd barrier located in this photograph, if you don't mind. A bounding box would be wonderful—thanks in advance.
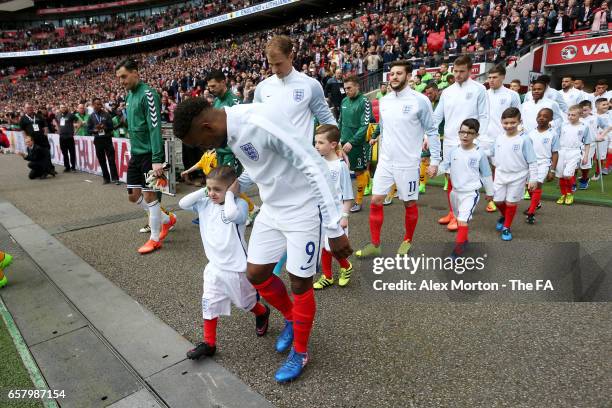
[5,130,175,194]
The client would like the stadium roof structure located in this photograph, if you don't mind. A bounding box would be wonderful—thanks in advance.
[0,0,33,12]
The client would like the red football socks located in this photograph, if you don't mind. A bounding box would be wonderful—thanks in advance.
[370,203,384,246]
[503,204,517,228]
[252,275,293,321]
[336,256,351,269]
[456,225,468,244]
[497,202,507,216]
[292,288,316,354]
[455,225,469,254]
[559,178,572,195]
[403,204,418,242]
[580,169,589,181]
[321,249,333,279]
[250,302,267,316]
[528,189,542,214]
[203,318,218,346]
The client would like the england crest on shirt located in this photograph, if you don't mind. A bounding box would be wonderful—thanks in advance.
[220,209,231,224]
[329,169,339,183]
[240,143,259,161]
[466,92,473,100]
[402,104,412,114]
[500,98,507,105]
[469,158,478,168]
[293,89,305,102]
[543,137,550,144]
[513,144,520,151]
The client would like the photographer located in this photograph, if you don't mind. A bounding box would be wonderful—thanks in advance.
[18,134,54,179]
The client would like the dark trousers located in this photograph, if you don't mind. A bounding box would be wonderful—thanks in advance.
[60,136,77,170]
[28,162,47,179]
[182,144,203,179]
[94,138,119,181]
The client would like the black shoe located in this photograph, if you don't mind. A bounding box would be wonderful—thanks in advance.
[451,241,468,259]
[71,167,77,171]
[113,180,121,185]
[64,168,71,173]
[536,202,542,210]
[50,169,57,176]
[526,214,535,224]
[40,173,48,179]
[255,305,270,337]
[103,180,110,185]
[186,342,216,360]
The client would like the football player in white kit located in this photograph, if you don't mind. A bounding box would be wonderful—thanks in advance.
[521,79,565,133]
[432,55,489,231]
[172,98,351,383]
[523,74,569,113]
[591,98,612,180]
[577,100,599,190]
[555,105,594,205]
[524,108,560,224]
[313,125,354,289]
[483,65,522,213]
[438,118,493,258]
[252,35,338,276]
[491,107,538,241]
[179,166,271,360]
[355,60,441,257]
[560,75,588,108]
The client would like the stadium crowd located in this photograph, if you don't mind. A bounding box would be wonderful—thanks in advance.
[1,0,611,125]
[0,0,267,51]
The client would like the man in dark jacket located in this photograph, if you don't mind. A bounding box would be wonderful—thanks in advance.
[57,104,78,172]
[19,134,53,179]
[324,69,345,120]
[88,97,119,184]
[19,102,55,175]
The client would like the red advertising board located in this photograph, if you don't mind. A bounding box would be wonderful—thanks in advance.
[545,35,612,66]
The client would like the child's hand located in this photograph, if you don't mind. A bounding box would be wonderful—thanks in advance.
[180,170,189,180]
[485,195,493,201]
[369,138,378,146]
[426,165,438,178]
[527,181,538,192]
[228,179,239,195]
[581,156,588,165]
[546,171,554,182]
[340,217,348,229]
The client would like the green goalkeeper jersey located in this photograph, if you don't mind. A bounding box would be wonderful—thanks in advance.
[126,81,164,163]
[338,92,372,146]
[213,90,241,169]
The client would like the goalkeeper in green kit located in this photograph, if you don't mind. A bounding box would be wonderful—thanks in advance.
[116,59,176,254]
[339,76,373,213]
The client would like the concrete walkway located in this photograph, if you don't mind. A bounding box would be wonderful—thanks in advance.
[0,198,272,408]
[1,154,610,407]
